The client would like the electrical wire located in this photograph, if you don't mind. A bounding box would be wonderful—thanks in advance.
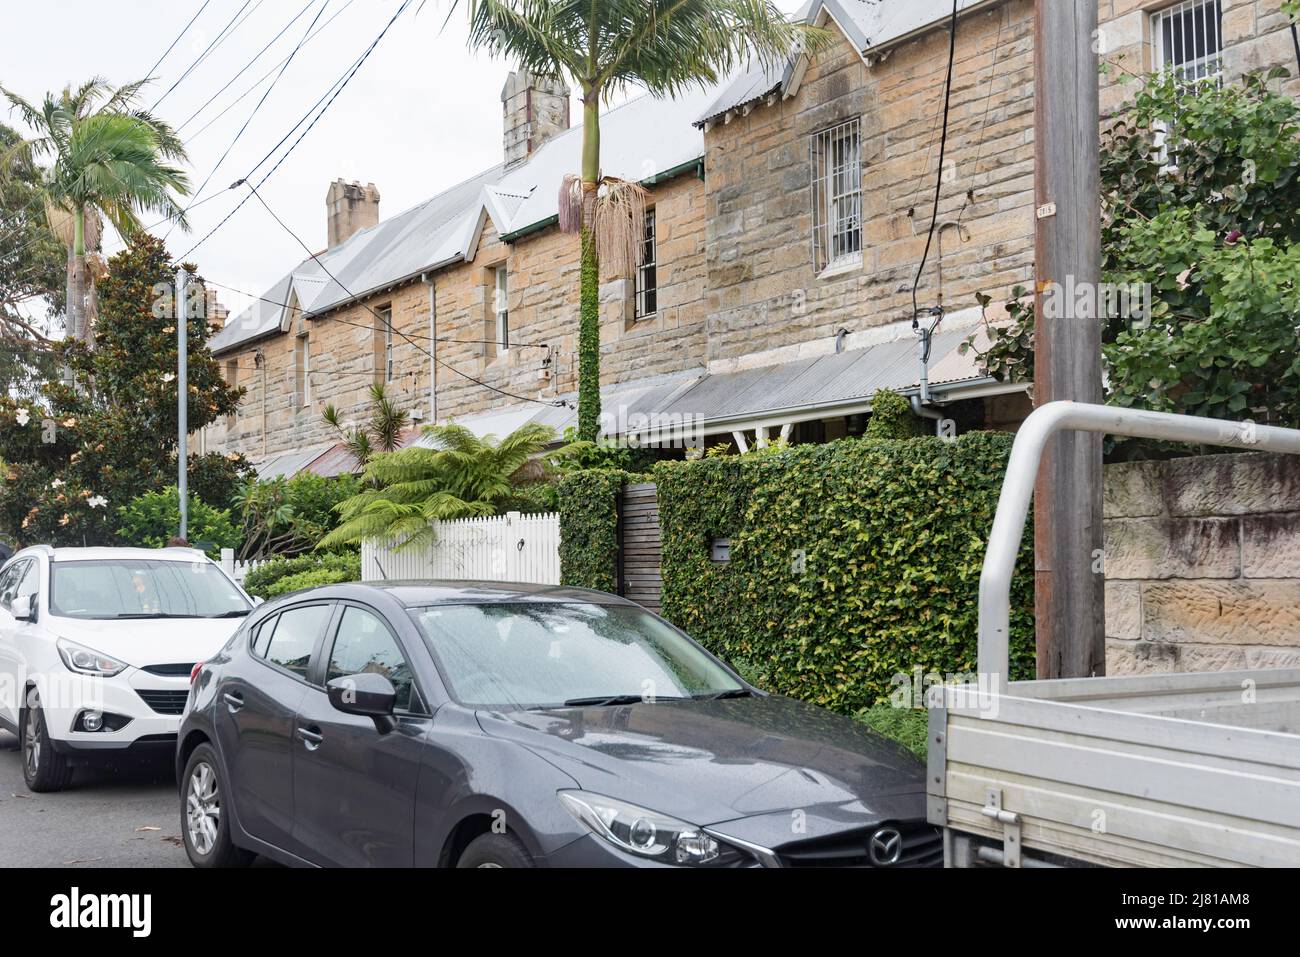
[910,0,961,332]
[151,0,261,111]
[174,0,414,265]
[163,0,332,243]
[143,0,215,85]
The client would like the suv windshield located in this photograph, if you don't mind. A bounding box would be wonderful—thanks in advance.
[411,602,744,710]
[49,559,252,620]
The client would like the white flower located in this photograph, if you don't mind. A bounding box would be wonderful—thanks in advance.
[15,408,30,426]
[50,479,64,490]
[87,495,107,510]
[162,373,176,384]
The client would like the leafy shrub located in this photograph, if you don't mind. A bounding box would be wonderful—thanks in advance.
[865,388,926,440]
[235,472,361,560]
[654,431,1034,714]
[116,487,240,559]
[855,705,929,760]
[261,565,358,600]
[242,551,360,599]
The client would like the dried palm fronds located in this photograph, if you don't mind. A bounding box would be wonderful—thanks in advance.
[593,176,649,278]
[558,174,585,234]
[44,201,102,251]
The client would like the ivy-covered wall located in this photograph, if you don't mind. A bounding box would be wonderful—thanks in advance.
[556,469,641,592]
[654,432,1035,713]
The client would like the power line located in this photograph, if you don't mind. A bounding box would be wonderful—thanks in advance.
[174,0,414,264]
[143,0,215,84]
[244,180,567,410]
[957,4,1009,229]
[911,0,961,331]
[173,0,323,135]
[151,0,261,111]
[163,0,332,243]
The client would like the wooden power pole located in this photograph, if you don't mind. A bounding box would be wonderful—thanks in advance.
[1032,0,1105,678]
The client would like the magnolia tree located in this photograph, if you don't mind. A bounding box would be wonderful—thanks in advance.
[0,235,247,546]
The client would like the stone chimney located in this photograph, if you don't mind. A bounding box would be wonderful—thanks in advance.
[326,179,381,249]
[501,70,571,170]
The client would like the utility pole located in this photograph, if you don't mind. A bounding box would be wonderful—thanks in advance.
[176,267,189,542]
[1032,0,1105,678]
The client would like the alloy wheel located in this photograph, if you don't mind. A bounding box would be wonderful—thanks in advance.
[23,706,39,777]
[186,762,221,855]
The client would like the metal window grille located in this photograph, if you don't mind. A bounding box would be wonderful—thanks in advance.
[1153,0,1224,85]
[811,118,863,272]
[635,208,658,319]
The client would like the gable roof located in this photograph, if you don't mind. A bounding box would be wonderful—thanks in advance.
[211,84,719,355]
[697,0,994,127]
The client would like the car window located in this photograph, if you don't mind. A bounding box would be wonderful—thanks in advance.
[260,604,332,679]
[327,607,414,712]
[0,561,25,610]
[48,559,251,619]
[15,562,39,603]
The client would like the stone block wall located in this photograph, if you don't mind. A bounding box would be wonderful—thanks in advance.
[1104,452,1300,674]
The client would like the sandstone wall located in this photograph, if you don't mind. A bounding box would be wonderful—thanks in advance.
[1104,452,1300,674]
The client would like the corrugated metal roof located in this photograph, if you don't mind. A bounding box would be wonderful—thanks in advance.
[252,443,336,480]
[698,0,992,125]
[209,270,298,354]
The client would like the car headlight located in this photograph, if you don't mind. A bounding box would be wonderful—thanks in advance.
[559,790,743,866]
[57,639,127,677]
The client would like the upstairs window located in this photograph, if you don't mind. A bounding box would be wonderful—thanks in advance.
[635,207,658,320]
[374,305,395,383]
[493,265,510,354]
[811,118,863,273]
[225,359,238,429]
[1153,0,1223,85]
[295,332,311,409]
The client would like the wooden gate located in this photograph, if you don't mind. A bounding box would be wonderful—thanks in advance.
[619,483,662,613]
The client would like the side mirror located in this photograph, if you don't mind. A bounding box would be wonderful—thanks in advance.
[327,673,396,734]
[11,595,35,622]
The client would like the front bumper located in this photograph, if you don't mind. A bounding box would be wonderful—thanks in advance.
[35,668,189,758]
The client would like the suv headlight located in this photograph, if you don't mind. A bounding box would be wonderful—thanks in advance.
[559,791,744,866]
[57,639,127,677]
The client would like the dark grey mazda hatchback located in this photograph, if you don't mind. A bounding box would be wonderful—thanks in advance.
[177,581,937,868]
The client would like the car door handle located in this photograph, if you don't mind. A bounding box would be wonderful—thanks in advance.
[223,692,244,713]
[297,726,323,750]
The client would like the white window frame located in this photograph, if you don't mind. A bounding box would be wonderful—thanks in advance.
[296,332,311,409]
[811,117,864,273]
[493,266,510,354]
[635,207,657,320]
[375,305,395,383]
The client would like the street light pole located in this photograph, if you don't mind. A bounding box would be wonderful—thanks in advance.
[176,266,188,542]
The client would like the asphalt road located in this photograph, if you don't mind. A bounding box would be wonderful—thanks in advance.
[0,729,189,868]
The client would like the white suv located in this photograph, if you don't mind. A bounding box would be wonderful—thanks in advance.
[0,546,256,791]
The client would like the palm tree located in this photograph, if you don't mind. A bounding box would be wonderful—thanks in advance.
[1,78,189,346]
[319,421,561,550]
[460,1,824,441]
[323,383,411,469]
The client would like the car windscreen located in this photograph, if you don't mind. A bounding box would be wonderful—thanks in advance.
[49,559,252,620]
[411,602,743,710]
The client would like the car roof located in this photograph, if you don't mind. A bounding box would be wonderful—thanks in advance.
[291,580,637,608]
[11,546,214,564]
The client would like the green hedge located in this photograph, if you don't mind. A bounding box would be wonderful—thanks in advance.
[556,469,644,592]
[243,551,361,599]
[654,431,1034,713]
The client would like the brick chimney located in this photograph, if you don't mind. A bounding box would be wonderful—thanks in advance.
[326,179,380,248]
[501,70,571,170]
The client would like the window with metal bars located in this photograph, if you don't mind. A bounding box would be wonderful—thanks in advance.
[1153,0,1224,85]
[811,118,863,272]
[374,305,395,383]
[635,207,657,320]
[493,265,510,354]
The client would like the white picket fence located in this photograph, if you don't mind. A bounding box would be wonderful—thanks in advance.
[362,511,561,585]
[220,550,266,585]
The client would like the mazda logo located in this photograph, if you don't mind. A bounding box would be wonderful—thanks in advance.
[868,827,903,866]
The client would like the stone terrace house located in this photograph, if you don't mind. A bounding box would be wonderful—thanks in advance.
[203,0,1299,476]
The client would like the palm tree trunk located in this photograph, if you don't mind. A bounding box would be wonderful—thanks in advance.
[68,208,88,344]
[577,95,602,443]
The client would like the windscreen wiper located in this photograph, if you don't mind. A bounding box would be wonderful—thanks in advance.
[208,610,252,618]
[700,689,754,701]
[562,694,686,707]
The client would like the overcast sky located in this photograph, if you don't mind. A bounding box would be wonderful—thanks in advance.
[4,0,802,322]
